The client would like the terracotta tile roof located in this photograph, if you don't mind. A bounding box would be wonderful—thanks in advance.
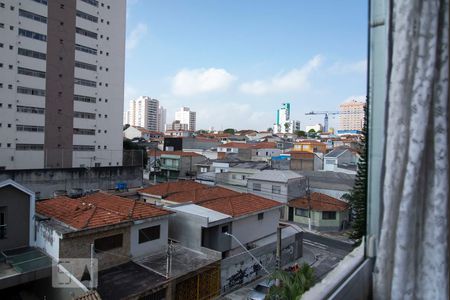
[288,192,348,212]
[160,151,202,157]
[288,151,314,159]
[199,193,282,217]
[36,192,172,230]
[252,142,278,149]
[138,181,207,197]
[296,140,327,146]
[165,186,240,204]
[220,142,254,149]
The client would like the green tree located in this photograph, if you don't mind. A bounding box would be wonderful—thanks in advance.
[223,128,236,134]
[295,130,306,138]
[123,139,148,168]
[341,104,368,241]
[267,264,315,300]
[307,129,316,138]
[284,122,291,133]
[267,127,273,132]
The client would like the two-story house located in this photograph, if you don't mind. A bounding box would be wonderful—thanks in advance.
[159,151,206,179]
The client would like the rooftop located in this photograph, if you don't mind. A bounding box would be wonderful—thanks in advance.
[36,192,172,230]
[138,181,207,197]
[165,186,239,204]
[160,151,202,157]
[247,170,304,183]
[168,204,231,224]
[219,142,254,149]
[199,193,282,217]
[288,192,349,212]
[295,170,355,191]
[325,147,357,158]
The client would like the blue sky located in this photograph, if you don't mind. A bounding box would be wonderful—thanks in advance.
[124,0,368,131]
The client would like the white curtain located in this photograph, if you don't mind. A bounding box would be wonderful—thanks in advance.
[374,0,449,299]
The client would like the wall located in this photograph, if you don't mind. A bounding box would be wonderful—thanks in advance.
[247,179,288,203]
[231,209,280,249]
[130,217,169,258]
[287,178,307,200]
[35,220,61,260]
[179,155,205,177]
[0,166,143,199]
[202,223,233,253]
[310,187,347,200]
[168,212,204,251]
[0,186,31,250]
[292,210,349,231]
[59,226,131,271]
[221,230,303,293]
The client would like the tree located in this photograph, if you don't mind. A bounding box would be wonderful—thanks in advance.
[295,130,306,138]
[307,128,316,138]
[267,264,315,300]
[267,127,273,132]
[341,103,368,241]
[223,128,236,134]
[284,122,291,133]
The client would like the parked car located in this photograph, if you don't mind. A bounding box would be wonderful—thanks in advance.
[247,279,274,300]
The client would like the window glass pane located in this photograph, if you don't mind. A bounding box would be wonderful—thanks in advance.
[138,225,160,244]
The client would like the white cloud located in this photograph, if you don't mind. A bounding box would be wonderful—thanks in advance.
[126,23,148,51]
[171,68,236,96]
[342,95,366,104]
[328,60,367,75]
[240,55,322,95]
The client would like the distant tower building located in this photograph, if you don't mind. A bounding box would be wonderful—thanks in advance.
[175,107,196,131]
[128,96,160,131]
[273,103,300,134]
[338,100,366,133]
[157,106,166,132]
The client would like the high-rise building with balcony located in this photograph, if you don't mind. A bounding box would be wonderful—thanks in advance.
[273,102,300,134]
[338,100,366,133]
[174,107,196,131]
[0,0,126,169]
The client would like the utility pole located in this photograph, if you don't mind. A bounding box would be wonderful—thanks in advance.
[90,243,94,290]
[275,226,282,286]
[307,177,312,231]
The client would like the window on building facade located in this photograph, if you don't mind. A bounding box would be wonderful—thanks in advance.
[138,225,160,244]
[94,234,123,252]
[322,211,336,220]
[253,183,261,191]
[295,208,309,217]
[0,207,7,239]
[272,185,281,194]
[258,213,264,220]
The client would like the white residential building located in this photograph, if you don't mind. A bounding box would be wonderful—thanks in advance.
[128,96,159,131]
[0,0,126,169]
[175,107,196,131]
[338,100,366,133]
[157,105,166,132]
[273,103,300,134]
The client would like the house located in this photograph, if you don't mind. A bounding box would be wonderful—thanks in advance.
[214,161,269,188]
[251,142,282,161]
[138,180,208,204]
[159,151,206,179]
[0,180,53,291]
[247,170,307,219]
[164,136,221,152]
[288,151,323,171]
[287,192,349,231]
[124,126,163,140]
[217,142,254,160]
[323,147,360,173]
[292,140,327,153]
[296,170,355,199]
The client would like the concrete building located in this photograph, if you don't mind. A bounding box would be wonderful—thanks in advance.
[123,126,163,140]
[305,124,323,133]
[292,140,327,154]
[165,120,189,132]
[272,103,301,134]
[157,105,166,133]
[127,96,160,132]
[0,0,126,170]
[159,151,206,179]
[338,100,366,133]
[287,192,349,231]
[323,147,359,173]
[175,107,196,131]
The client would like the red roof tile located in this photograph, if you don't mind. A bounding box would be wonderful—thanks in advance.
[252,142,278,149]
[160,151,202,157]
[165,186,240,204]
[36,192,172,230]
[138,181,207,197]
[199,194,282,217]
[288,192,348,212]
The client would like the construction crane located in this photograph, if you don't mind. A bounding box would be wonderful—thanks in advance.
[305,111,340,133]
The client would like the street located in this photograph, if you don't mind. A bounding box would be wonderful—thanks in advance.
[220,233,353,300]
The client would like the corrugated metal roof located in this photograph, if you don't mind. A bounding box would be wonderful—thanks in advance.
[247,170,303,182]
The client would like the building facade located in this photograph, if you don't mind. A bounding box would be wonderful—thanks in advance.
[175,106,196,131]
[0,0,126,169]
[273,102,300,134]
[127,96,161,132]
[338,100,366,133]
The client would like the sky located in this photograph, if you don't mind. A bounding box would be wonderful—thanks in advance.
[124,0,368,131]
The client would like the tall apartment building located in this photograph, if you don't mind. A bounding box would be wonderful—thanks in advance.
[273,102,300,134]
[127,96,165,132]
[338,100,366,133]
[0,0,126,170]
[174,107,196,131]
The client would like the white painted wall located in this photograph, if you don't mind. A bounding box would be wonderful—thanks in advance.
[130,217,169,258]
[35,221,61,260]
[231,209,280,249]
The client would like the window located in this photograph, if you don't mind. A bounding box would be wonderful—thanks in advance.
[73,145,95,151]
[18,48,46,60]
[0,207,7,239]
[74,94,96,103]
[258,213,264,220]
[94,234,123,252]
[75,44,97,55]
[18,67,46,78]
[76,27,98,39]
[272,185,281,194]
[16,125,44,132]
[295,208,309,217]
[19,9,47,23]
[74,78,96,87]
[73,128,96,135]
[16,144,44,151]
[75,61,97,71]
[221,225,229,233]
[138,225,160,243]
[322,211,337,220]
[253,183,261,191]
[80,0,98,7]
[231,174,237,180]
[17,86,45,96]
[76,10,98,23]
[17,105,45,114]
[0,23,3,28]
[31,0,48,5]
[18,28,47,42]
